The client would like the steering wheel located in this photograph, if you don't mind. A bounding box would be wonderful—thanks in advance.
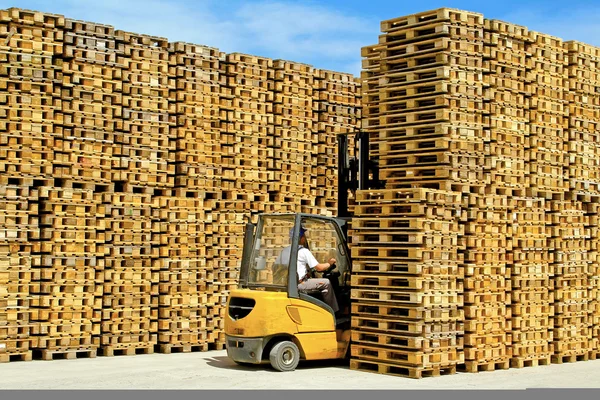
[325,260,336,273]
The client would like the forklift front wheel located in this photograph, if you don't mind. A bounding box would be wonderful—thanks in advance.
[269,340,300,372]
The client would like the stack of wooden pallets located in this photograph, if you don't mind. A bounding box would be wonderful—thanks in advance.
[114,31,173,190]
[358,7,600,377]
[350,188,464,379]
[100,192,159,356]
[0,8,62,363]
[565,42,600,196]
[0,184,36,363]
[214,54,274,336]
[0,6,357,363]
[207,191,242,349]
[363,8,488,194]
[97,31,173,357]
[357,8,495,377]
[564,41,600,360]
[484,20,530,194]
[484,20,556,369]
[461,193,512,372]
[158,195,218,353]
[159,42,223,353]
[314,70,361,216]
[585,199,600,358]
[55,18,122,187]
[220,53,272,197]
[31,187,103,360]
[0,8,61,184]
[270,60,318,213]
[527,32,568,196]
[547,199,592,362]
[509,196,553,368]
[170,42,223,191]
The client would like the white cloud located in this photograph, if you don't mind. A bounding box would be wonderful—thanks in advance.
[50,0,239,49]
[234,1,376,60]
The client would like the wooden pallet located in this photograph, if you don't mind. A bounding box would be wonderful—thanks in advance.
[351,315,463,335]
[459,359,510,373]
[0,351,33,363]
[35,348,97,361]
[352,343,463,367]
[352,302,463,321]
[351,329,462,351]
[96,345,153,357]
[350,358,458,379]
[510,356,552,369]
[156,343,210,354]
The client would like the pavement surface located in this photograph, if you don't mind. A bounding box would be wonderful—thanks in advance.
[1,350,600,390]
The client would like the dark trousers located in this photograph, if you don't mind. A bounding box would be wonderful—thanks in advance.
[298,278,339,313]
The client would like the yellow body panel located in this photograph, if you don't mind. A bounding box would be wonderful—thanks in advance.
[288,298,335,333]
[225,290,297,337]
[295,332,339,360]
[225,289,346,361]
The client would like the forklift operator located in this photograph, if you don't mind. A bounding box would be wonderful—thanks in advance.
[275,227,340,314]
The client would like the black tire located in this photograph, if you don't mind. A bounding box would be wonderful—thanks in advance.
[269,341,300,372]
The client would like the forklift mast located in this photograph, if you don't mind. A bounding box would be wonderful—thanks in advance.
[337,131,382,221]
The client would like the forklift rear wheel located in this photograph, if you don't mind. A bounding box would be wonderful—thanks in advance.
[269,341,300,372]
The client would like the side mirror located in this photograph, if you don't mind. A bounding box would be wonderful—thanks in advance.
[255,256,266,271]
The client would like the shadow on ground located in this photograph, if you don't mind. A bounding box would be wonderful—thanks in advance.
[206,355,349,372]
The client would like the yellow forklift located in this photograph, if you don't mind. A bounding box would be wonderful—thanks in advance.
[224,133,382,371]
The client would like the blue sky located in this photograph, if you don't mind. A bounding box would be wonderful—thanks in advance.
[2,0,600,75]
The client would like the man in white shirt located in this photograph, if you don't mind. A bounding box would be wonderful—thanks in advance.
[276,227,339,313]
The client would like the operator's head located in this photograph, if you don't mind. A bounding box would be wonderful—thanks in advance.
[289,226,307,242]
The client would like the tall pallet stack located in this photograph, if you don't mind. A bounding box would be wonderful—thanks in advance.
[205,53,277,349]
[0,185,36,362]
[31,187,103,360]
[565,41,600,359]
[349,188,464,379]
[114,32,173,191]
[314,70,361,216]
[547,199,592,362]
[56,18,122,187]
[271,60,319,213]
[509,196,553,367]
[461,193,512,372]
[158,195,218,353]
[585,199,600,358]
[220,53,272,200]
[527,34,575,364]
[95,31,172,356]
[526,32,568,196]
[483,20,531,195]
[356,8,500,378]
[100,192,159,356]
[170,42,223,192]
[0,8,61,185]
[161,42,224,352]
[484,19,555,369]
[216,53,273,298]
[363,9,487,194]
[565,41,600,196]
[0,8,63,363]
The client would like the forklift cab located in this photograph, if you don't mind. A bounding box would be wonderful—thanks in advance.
[225,213,352,371]
[247,214,351,312]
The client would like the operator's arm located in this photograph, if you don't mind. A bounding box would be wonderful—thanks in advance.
[301,249,337,273]
[312,257,337,272]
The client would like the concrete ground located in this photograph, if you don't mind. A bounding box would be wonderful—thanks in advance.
[0,350,600,389]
